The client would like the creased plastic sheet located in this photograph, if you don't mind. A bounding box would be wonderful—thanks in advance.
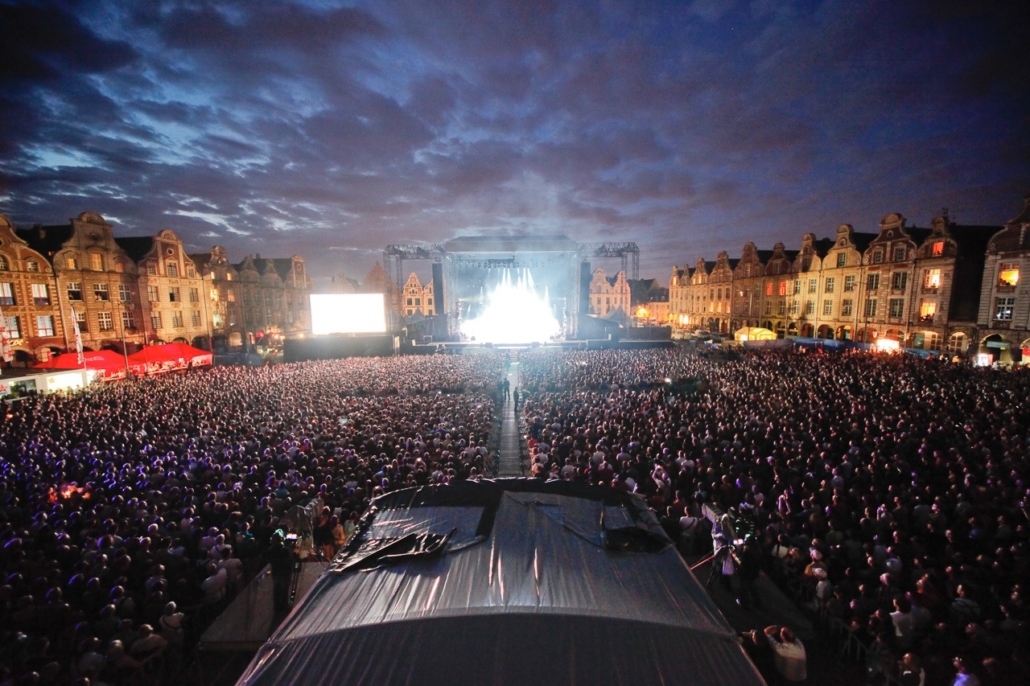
[238,484,765,686]
[365,506,484,549]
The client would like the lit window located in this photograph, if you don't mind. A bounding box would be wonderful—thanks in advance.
[0,282,15,306]
[227,289,235,302]
[114,262,124,273]
[932,241,944,256]
[994,297,1015,321]
[778,281,787,296]
[90,253,103,271]
[4,316,20,338]
[36,315,55,337]
[998,263,1019,287]
[26,260,39,272]
[67,257,78,269]
[93,283,109,301]
[765,282,773,296]
[31,283,49,306]
[924,269,941,289]
[920,301,937,320]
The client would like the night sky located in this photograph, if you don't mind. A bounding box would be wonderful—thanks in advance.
[1,0,1027,286]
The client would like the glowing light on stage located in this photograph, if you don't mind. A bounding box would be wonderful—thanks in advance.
[461,269,560,344]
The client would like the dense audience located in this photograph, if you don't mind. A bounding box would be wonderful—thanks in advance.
[2,344,1028,685]
[0,354,502,684]
[519,348,1030,685]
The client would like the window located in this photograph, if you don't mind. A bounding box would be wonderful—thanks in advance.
[210,288,219,302]
[97,312,112,331]
[836,253,847,268]
[865,299,877,317]
[891,272,908,291]
[0,256,7,270]
[118,284,132,303]
[841,299,853,316]
[227,289,235,302]
[406,297,413,306]
[191,310,201,327]
[415,297,421,306]
[924,269,941,289]
[872,250,883,264]
[427,298,434,306]
[93,283,109,301]
[169,287,181,302]
[777,301,786,315]
[844,275,856,292]
[932,241,944,257]
[172,311,184,328]
[994,297,1014,321]
[189,288,199,303]
[823,300,833,316]
[824,277,835,293]
[808,278,817,294]
[122,311,136,329]
[90,253,103,271]
[147,263,157,276]
[226,273,232,281]
[804,300,814,315]
[147,285,159,302]
[789,300,799,316]
[998,263,1020,287]
[66,282,83,301]
[893,246,906,262]
[793,280,801,295]
[26,260,39,272]
[36,315,55,337]
[866,273,880,291]
[67,257,78,269]
[4,316,20,338]
[778,281,787,296]
[889,298,904,318]
[920,301,937,321]
[765,302,772,315]
[151,312,162,330]
[114,262,124,273]
[31,283,50,306]
[166,262,178,277]
[187,266,195,278]
[765,282,773,296]
[0,283,14,306]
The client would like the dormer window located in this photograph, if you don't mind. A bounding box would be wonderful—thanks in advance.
[872,250,883,264]
[932,241,944,257]
[998,264,1020,287]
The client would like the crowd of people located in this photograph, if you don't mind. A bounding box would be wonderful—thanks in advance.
[519,347,1030,685]
[2,344,1028,685]
[0,354,503,684]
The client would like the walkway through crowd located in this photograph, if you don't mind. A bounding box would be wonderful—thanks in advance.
[496,360,526,476]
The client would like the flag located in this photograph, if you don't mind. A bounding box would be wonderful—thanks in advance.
[71,307,84,364]
[0,306,11,363]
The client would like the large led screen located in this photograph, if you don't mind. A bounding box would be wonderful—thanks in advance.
[310,293,386,335]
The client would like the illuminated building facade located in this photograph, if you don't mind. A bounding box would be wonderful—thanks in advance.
[670,209,996,354]
[16,212,145,359]
[588,268,631,320]
[117,230,208,348]
[401,272,436,317]
[0,215,69,363]
[978,194,1030,364]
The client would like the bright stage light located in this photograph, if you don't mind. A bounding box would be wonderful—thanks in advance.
[461,269,560,344]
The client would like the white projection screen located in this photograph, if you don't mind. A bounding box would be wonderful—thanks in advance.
[309,293,387,335]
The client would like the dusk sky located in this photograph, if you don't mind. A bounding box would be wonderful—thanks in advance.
[1,0,1027,287]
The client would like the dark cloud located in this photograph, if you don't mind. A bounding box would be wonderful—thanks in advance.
[0,0,1026,284]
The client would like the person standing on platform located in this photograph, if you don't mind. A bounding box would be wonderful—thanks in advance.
[266,532,294,613]
[513,388,520,411]
[502,378,510,400]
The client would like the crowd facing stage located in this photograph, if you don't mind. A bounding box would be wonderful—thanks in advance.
[0,346,1027,685]
[518,348,1030,685]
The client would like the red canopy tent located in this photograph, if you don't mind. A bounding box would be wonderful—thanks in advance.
[34,350,129,379]
[127,343,213,374]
